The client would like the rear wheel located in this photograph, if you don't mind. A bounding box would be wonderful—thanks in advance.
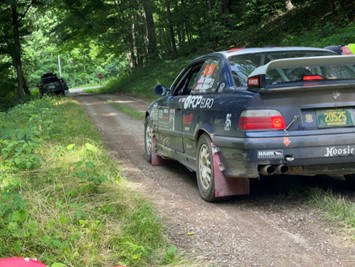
[196,134,215,202]
[144,116,153,163]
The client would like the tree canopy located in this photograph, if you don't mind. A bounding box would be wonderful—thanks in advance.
[0,0,354,109]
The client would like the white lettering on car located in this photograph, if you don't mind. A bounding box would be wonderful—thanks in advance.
[324,146,355,157]
[257,150,284,159]
[184,95,214,109]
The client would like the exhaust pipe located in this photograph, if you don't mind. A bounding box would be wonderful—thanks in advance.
[275,164,288,174]
[259,165,275,176]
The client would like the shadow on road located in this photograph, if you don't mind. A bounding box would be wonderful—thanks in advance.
[162,159,355,204]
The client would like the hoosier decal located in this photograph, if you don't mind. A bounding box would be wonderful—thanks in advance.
[324,146,355,157]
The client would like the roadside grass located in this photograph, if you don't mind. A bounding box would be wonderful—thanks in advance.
[0,97,178,267]
[307,188,355,239]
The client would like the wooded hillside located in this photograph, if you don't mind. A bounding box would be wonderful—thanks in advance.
[0,0,354,109]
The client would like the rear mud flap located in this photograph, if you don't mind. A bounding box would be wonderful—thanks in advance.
[151,135,166,166]
[211,143,250,197]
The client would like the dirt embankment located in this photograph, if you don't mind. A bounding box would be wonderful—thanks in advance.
[74,93,355,267]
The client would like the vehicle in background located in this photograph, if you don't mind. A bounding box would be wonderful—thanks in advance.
[38,72,68,96]
[144,46,355,202]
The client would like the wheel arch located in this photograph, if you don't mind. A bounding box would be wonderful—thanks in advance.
[195,128,213,144]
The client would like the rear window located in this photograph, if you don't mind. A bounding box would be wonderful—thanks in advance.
[228,51,335,86]
[42,77,59,83]
[265,64,355,86]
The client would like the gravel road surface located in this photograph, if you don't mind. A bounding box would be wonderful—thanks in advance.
[74,92,355,267]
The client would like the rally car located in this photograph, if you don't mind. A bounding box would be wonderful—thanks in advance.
[38,72,68,96]
[144,47,355,201]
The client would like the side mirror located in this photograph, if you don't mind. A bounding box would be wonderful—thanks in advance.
[154,85,169,96]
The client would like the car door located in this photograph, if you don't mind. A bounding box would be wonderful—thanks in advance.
[157,62,205,153]
[182,57,222,159]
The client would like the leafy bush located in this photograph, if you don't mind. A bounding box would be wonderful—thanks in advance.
[0,97,177,266]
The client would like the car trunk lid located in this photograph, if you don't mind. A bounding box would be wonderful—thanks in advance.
[245,55,355,133]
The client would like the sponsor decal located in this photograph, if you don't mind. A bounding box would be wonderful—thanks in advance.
[258,150,284,159]
[169,109,175,130]
[324,146,355,157]
[218,82,226,92]
[224,113,232,131]
[183,95,214,109]
[158,109,163,119]
[202,63,217,76]
[183,113,193,124]
[283,137,291,147]
[332,91,341,100]
[185,143,193,149]
[151,109,158,121]
[305,113,313,123]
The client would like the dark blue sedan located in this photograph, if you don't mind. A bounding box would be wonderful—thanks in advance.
[144,47,355,201]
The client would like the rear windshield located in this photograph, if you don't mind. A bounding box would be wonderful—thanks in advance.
[42,77,59,83]
[228,51,337,86]
[265,63,355,86]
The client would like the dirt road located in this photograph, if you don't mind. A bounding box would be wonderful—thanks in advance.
[74,93,355,267]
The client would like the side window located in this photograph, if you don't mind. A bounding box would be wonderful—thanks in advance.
[172,62,204,96]
[192,59,220,94]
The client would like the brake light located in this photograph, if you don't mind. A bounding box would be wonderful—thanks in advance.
[248,77,260,87]
[303,75,324,81]
[238,110,286,130]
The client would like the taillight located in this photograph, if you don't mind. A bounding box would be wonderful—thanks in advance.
[302,75,324,81]
[238,110,286,130]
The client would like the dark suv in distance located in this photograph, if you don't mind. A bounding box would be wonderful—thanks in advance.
[38,72,69,96]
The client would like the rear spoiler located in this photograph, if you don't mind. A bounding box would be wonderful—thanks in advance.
[247,55,355,89]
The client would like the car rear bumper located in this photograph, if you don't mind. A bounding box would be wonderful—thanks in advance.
[213,132,355,178]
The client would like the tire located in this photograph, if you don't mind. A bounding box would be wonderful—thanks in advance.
[196,134,216,202]
[344,174,355,189]
[144,115,153,163]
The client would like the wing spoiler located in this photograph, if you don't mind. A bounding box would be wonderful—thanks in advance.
[247,55,355,89]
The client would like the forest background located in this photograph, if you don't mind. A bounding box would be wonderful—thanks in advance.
[0,0,354,110]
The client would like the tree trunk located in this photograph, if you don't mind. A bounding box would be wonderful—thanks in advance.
[221,0,231,14]
[328,0,335,12]
[142,0,158,60]
[166,0,177,57]
[11,3,28,104]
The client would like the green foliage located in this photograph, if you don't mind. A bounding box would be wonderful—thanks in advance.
[0,99,59,170]
[0,97,177,266]
[103,57,190,101]
[113,203,176,267]
[307,188,355,236]
[0,191,38,255]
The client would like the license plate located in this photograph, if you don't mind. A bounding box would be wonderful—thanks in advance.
[316,108,354,128]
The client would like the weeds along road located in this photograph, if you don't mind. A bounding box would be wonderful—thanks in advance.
[74,93,355,267]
